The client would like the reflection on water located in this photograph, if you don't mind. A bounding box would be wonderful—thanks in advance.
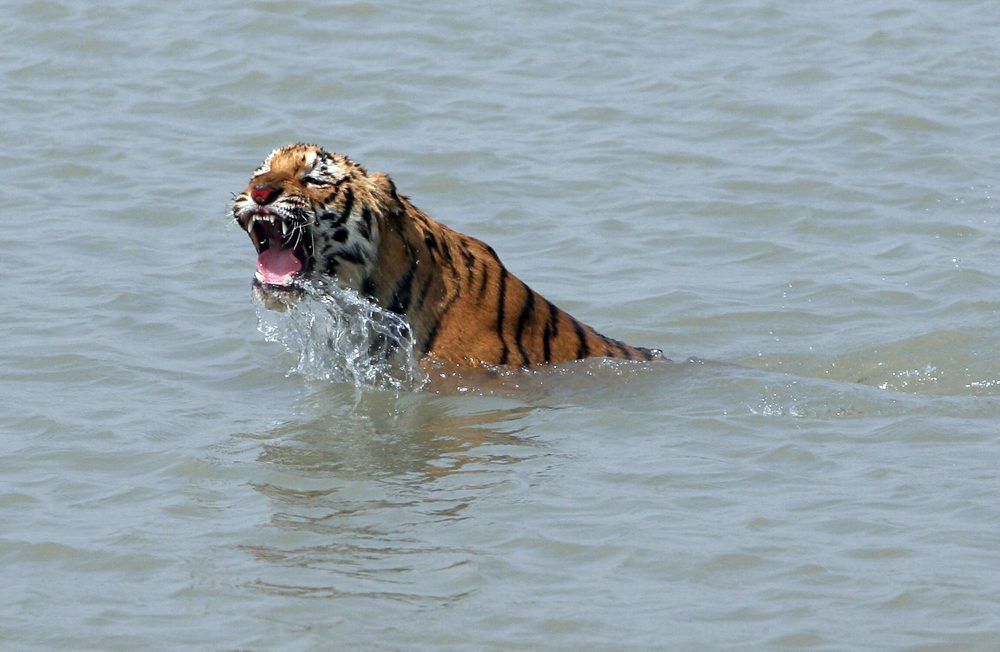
[234,386,541,604]
[251,387,540,478]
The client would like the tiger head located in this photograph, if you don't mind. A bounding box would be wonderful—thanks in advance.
[231,143,397,306]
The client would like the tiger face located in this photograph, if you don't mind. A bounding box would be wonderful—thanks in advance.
[230,143,382,304]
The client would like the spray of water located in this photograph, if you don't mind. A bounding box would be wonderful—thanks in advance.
[254,279,426,391]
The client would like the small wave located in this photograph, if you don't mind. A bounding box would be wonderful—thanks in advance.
[255,280,426,391]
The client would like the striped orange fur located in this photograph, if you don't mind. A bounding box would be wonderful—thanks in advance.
[232,143,662,368]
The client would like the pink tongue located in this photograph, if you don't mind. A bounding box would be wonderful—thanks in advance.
[257,246,303,285]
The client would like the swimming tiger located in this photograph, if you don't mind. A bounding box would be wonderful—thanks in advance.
[231,143,663,368]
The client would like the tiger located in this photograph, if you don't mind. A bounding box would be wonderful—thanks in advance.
[231,143,663,368]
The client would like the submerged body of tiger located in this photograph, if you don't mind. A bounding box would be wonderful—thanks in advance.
[231,143,663,368]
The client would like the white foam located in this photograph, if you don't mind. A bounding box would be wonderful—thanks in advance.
[255,279,426,391]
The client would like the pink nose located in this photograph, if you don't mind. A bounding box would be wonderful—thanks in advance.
[251,184,279,205]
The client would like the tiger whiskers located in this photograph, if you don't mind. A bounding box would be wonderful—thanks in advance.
[292,222,306,251]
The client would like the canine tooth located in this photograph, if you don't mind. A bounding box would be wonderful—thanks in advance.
[282,222,289,236]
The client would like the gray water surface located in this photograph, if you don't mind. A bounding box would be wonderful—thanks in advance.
[4,1,1000,650]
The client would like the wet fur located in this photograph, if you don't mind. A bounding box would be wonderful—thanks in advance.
[233,143,662,368]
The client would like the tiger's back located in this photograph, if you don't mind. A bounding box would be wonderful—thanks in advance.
[385,194,660,366]
[231,143,663,368]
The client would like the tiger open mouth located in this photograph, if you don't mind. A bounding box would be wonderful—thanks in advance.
[240,210,313,290]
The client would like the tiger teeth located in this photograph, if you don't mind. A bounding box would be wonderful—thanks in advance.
[282,222,289,236]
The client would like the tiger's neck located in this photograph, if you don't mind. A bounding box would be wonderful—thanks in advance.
[367,204,451,355]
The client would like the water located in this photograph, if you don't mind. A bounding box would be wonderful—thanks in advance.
[255,281,424,391]
[3,0,1000,649]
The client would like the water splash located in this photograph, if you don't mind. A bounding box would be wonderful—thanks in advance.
[255,280,426,391]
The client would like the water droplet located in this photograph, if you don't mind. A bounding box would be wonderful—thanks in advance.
[255,279,426,390]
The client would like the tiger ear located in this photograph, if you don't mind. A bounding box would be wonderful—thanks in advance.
[370,172,403,213]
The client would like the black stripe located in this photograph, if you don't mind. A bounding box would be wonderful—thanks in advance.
[337,247,365,266]
[318,209,341,224]
[423,284,461,355]
[605,336,632,359]
[339,188,355,225]
[325,259,339,276]
[388,264,416,315]
[496,268,509,365]
[439,238,454,264]
[461,246,476,282]
[542,300,559,363]
[422,317,441,355]
[573,319,590,359]
[514,285,535,366]
[477,264,491,299]
[402,237,418,263]
[412,271,435,310]
[421,276,461,352]
[424,231,438,254]
[414,273,441,353]
[421,285,459,356]
[384,177,398,200]
[358,208,373,241]
[545,299,560,338]
[360,274,375,297]
[333,228,349,243]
